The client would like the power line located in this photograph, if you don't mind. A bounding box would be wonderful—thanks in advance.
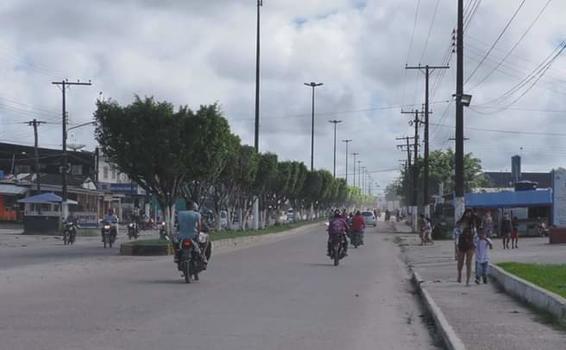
[469,0,554,90]
[464,0,527,85]
[419,0,441,63]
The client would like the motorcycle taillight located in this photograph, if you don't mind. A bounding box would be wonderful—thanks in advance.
[182,240,192,248]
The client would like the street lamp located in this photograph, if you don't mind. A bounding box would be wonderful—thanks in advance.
[342,139,352,185]
[357,160,362,190]
[305,82,323,171]
[254,0,263,152]
[329,120,342,178]
[352,152,359,187]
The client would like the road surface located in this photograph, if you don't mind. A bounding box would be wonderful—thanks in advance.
[0,223,441,350]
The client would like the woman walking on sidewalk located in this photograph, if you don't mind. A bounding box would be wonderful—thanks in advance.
[456,209,477,286]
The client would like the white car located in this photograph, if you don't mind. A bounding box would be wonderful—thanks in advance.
[361,211,377,227]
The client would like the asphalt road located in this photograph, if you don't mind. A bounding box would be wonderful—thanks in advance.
[0,223,441,350]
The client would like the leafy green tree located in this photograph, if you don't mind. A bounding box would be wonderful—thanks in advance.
[95,97,191,234]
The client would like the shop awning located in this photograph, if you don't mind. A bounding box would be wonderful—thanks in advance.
[18,192,78,205]
[465,189,552,209]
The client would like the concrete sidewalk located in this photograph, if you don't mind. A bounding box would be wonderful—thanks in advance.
[396,224,566,350]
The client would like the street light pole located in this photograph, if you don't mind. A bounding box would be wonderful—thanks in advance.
[342,139,352,185]
[329,120,342,178]
[254,0,263,152]
[357,160,362,190]
[305,82,323,171]
[352,152,359,188]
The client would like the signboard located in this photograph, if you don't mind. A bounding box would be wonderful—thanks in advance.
[73,211,99,228]
[552,169,566,226]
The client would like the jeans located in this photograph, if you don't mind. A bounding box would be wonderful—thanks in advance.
[475,261,489,280]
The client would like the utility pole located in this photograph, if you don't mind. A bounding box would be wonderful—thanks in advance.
[396,136,415,205]
[342,139,352,185]
[352,152,359,187]
[406,64,449,216]
[27,119,45,192]
[51,79,92,220]
[455,0,466,221]
[401,110,423,232]
[329,120,342,178]
[254,0,263,152]
[304,82,324,171]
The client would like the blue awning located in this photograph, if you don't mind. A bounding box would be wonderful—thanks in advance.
[465,189,552,209]
[18,192,78,205]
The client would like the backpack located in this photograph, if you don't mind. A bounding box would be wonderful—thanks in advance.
[329,218,346,236]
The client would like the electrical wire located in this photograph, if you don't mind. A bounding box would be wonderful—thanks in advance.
[419,0,441,63]
[464,0,527,85]
[469,0,554,91]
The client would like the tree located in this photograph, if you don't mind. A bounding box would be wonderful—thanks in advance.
[95,97,191,234]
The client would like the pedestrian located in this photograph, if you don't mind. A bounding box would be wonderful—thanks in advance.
[511,216,519,249]
[482,211,494,238]
[418,214,426,246]
[423,217,433,245]
[456,209,476,286]
[501,213,512,249]
[452,224,461,261]
[474,230,493,284]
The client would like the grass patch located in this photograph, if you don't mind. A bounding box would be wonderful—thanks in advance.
[497,262,566,299]
[210,220,322,241]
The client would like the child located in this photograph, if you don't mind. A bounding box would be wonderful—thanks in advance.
[474,230,493,284]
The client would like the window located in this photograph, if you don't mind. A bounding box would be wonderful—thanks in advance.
[15,165,31,174]
[111,167,116,180]
[103,166,109,180]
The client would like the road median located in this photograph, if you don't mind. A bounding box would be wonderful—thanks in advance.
[121,220,324,256]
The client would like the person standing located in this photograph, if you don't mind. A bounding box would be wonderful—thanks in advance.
[456,209,477,286]
[482,211,494,238]
[474,230,493,284]
[501,213,512,249]
[511,216,519,249]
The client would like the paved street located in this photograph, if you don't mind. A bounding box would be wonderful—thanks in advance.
[0,223,441,350]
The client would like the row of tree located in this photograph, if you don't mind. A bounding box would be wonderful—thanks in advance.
[94,97,373,232]
[385,149,488,205]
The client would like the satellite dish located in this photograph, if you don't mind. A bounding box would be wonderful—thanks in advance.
[68,144,85,152]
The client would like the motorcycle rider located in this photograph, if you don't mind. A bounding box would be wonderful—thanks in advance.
[351,210,365,245]
[175,200,207,267]
[327,209,349,257]
[101,208,119,242]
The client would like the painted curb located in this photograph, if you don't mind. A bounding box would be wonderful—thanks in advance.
[489,264,566,322]
[410,270,466,350]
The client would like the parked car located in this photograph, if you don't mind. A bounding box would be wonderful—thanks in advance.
[361,211,377,227]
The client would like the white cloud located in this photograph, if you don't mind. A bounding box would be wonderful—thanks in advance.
[0,0,565,193]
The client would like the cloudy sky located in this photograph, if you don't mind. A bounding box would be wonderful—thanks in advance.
[1,0,565,194]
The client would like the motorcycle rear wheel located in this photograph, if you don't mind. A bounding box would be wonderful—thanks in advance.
[183,261,191,284]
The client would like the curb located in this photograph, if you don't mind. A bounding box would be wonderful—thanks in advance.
[489,264,566,322]
[410,270,466,350]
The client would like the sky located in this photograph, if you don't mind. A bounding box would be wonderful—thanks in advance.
[1,0,566,195]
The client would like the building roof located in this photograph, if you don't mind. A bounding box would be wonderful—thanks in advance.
[483,172,552,189]
[0,183,28,195]
[465,189,553,209]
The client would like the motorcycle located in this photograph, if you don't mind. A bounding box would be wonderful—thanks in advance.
[329,234,347,266]
[176,232,211,283]
[159,222,167,240]
[63,222,77,245]
[127,222,139,240]
[101,223,117,248]
[349,230,364,248]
